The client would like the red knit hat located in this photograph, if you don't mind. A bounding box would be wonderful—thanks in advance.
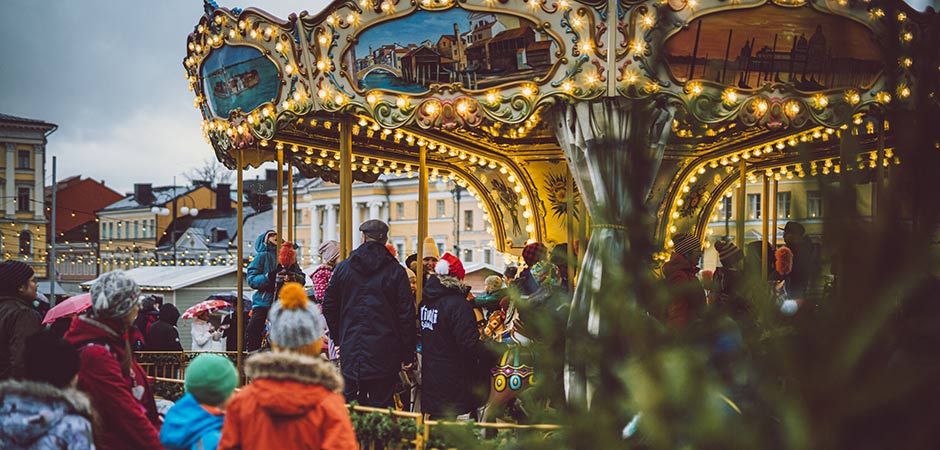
[434,252,465,280]
[278,241,297,267]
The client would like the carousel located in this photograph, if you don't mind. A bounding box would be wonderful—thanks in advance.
[182,0,939,407]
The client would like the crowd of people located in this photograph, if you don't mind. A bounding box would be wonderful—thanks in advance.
[2,216,810,449]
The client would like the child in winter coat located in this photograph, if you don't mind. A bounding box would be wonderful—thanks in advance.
[160,353,238,450]
[0,330,96,450]
[473,275,507,315]
[190,311,225,352]
[218,282,357,450]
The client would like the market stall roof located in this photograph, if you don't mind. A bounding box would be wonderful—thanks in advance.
[81,266,237,291]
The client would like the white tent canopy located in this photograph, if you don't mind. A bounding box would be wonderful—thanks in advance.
[81,266,238,291]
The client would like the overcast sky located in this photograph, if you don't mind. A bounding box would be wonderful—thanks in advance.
[1,0,330,194]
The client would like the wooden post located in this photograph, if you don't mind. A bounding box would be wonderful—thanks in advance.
[735,161,747,249]
[771,178,778,248]
[417,143,429,304]
[761,174,769,281]
[339,118,353,260]
[287,160,294,242]
[235,148,245,384]
[276,147,284,249]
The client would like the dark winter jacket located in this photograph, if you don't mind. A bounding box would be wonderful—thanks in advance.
[662,253,706,328]
[322,241,416,381]
[246,232,304,309]
[160,392,224,450]
[420,275,491,416]
[146,304,183,351]
[65,316,162,450]
[0,379,96,450]
[514,269,540,296]
[246,232,278,310]
[786,238,817,299]
[0,295,42,380]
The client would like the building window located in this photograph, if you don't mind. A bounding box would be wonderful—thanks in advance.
[464,210,473,231]
[484,248,493,265]
[395,242,405,261]
[16,187,30,212]
[150,219,155,238]
[108,223,114,240]
[134,221,139,239]
[747,194,761,220]
[17,150,30,169]
[19,231,31,256]
[807,191,822,218]
[720,196,733,221]
[396,202,404,219]
[462,247,473,262]
[437,200,446,218]
[777,192,792,219]
[437,242,446,257]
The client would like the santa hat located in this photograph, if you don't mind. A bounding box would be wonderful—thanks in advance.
[435,252,465,280]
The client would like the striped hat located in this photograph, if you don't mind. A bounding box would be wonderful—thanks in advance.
[672,233,702,257]
[714,240,743,267]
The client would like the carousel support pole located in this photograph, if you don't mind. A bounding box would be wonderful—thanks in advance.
[761,175,770,281]
[736,161,747,249]
[874,116,887,227]
[339,118,353,260]
[566,166,576,292]
[771,178,778,248]
[416,143,428,305]
[235,148,245,385]
[276,147,284,249]
[287,160,294,242]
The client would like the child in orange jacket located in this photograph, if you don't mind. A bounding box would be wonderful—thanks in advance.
[218,282,358,450]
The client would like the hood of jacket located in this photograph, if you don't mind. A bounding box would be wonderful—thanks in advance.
[423,274,468,302]
[0,380,94,446]
[160,393,223,450]
[348,241,397,274]
[244,351,343,417]
[254,230,276,254]
[64,315,124,347]
[159,303,181,326]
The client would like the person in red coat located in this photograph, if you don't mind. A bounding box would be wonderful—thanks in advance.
[65,270,162,450]
[662,233,706,328]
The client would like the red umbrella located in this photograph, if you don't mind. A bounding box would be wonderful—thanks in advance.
[42,293,92,325]
[181,299,231,319]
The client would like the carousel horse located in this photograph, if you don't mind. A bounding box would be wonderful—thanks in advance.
[480,301,536,422]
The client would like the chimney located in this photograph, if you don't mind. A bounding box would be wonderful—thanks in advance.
[134,183,155,205]
[216,183,232,212]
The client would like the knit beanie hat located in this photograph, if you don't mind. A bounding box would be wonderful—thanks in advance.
[522,242,547,267]
[775,247,793,276]
[422,236,440,260]
[90,270,140,321]
[404,267,416,279]
[435,252,465,280]
[24,330,80,388]
[268,282,325,350]
[714,240,744,267]
[318,240,340,264]
[0,260,34,294]
[185,353,238,406]
[484,275,503,292]
[672,233,702,258]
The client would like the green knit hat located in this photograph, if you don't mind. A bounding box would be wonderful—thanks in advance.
[185,354,238,406]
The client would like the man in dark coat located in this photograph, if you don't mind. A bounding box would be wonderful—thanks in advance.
[782,221,817,299]
[420,253,491,418]
[322,219,416,408]
[0,261,41,380]
[146,303,183,351]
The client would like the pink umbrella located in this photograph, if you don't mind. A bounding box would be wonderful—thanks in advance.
[42,293,92,325]
[181,299,231,319]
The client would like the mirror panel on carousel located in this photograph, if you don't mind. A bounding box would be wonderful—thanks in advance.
[202,45,281,118]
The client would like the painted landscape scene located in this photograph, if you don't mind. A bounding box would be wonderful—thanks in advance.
[664,6,884,91]
[202,45,280,117]
[349,8,559,93]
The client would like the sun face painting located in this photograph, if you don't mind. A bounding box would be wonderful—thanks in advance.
[347,8,559,94]
[664,5,884,91]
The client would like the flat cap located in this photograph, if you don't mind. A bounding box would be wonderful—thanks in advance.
[359,219,389,240]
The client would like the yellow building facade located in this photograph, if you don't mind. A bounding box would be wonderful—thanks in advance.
[288,175,504,269]
[1,114,56,277]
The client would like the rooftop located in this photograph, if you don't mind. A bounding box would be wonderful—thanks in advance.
[80,265,237,291]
